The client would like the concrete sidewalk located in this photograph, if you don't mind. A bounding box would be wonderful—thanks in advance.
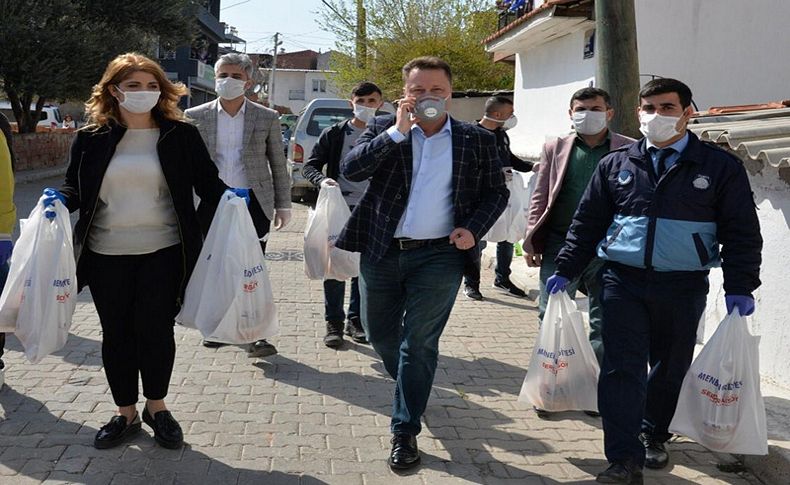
[0,179,770,484]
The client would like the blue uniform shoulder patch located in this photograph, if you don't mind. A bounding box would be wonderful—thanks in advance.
[617,170,634,186]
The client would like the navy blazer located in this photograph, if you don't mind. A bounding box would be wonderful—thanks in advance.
[336,114,509,263]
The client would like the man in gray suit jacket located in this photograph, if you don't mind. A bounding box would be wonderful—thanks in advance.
[185,53,291,358]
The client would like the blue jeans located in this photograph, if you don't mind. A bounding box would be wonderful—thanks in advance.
[463,241,514,288]
[360,243,465,435]
[323,277,360,322]
[598,263,707,467]
[538,233,604,364]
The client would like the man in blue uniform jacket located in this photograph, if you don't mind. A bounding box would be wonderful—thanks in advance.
[335,56,508,471]
[546,78,762,484]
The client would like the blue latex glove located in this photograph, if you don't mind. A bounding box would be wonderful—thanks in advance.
[0,240,11,265]
[725,295,755,316]
[546,274,570,294]
[42,188,66,220]
[229,188,250,205]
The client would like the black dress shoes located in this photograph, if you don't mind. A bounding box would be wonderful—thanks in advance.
[248,339,278,358]
[596,461,644,484]
[344,317,367,344]
[640,433,669,469]
[142,407,184,449]
[94,413,141,449]
[388,432,420,470]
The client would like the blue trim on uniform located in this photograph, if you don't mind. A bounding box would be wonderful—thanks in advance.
[652,218,720,271]
[596,214,648,268]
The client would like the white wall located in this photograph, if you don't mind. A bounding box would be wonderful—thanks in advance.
[701,167,790,389]
[268,71,342,114]
[508,29,596,160]
[635,0,790,110]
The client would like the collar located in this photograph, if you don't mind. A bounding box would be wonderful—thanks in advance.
[646,131,689,154]
[217,97,246,117]
[411,114,453,137]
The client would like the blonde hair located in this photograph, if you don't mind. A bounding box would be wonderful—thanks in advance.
[84,52,188,128]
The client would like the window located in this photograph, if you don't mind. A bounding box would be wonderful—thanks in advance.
[311,79,327,93]
[289,89,305,100]
[306,107,353,136]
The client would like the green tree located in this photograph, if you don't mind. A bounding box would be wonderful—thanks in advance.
[0,0,196,133]
[318,0,513,99]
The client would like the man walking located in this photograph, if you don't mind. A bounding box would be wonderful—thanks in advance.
[524,87,633,377]
[336,57,508,470]
[546,79,762,484]
[303,81,384,348]
[463,96,533,301]
[186,53,291,358]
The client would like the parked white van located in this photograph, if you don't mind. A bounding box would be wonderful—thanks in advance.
[0,101,62,131]
[287,98,394,202]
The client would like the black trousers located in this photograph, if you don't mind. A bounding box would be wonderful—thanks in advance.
[197,189,270,253]
[85,245,183,406]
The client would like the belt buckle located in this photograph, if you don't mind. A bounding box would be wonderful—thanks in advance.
[397,238,410,250]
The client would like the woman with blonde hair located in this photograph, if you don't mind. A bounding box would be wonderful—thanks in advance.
[42,52,239,449]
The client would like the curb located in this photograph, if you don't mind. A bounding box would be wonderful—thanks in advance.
[15,165,68,184]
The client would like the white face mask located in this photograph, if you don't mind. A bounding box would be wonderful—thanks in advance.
[116,88,160,114]
[483,114,518,130]
[639,112,682,143]
[353,104,378,123]
[215,77,247,100]
[572,111,607,135]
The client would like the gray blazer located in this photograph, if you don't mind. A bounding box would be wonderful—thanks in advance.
[185,99,291,219]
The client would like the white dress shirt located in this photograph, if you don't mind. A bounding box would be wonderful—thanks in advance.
[215,98,249,188]
[388,116,455,239]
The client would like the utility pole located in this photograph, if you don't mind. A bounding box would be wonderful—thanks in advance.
[269,32,283,109]
[356,0,366,68]
[595,0,640,138]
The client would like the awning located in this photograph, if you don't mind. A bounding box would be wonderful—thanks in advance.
[689,108,790,168]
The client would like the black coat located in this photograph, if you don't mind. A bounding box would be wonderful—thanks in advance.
[301,119,351,187]
[59,118,227,300]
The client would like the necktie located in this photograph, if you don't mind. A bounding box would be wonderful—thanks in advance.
[654,147,675,177]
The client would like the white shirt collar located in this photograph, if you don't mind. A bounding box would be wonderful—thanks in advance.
[217,97,247,117]
[411,114,453,137]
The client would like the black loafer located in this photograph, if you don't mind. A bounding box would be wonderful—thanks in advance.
[247,339,278,358]
[596,461,644,484]
[94,413,141,449]
[202,340,228,348]
[640,433,669,469]
[142,407,183,449]
[388,432,420,470]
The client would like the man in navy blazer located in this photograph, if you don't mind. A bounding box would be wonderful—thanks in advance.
[336,56,509,470]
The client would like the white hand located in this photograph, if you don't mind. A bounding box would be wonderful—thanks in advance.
[274,209,292,230]
[320,178,338,188]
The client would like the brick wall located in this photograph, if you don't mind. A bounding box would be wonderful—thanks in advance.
[11,132,75,171]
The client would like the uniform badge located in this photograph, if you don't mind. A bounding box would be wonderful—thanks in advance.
[693,175,711,190]
[617,170,633,186]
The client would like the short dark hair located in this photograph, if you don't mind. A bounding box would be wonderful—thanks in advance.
[350,81,382,98]
[639,78,693,109]
[484,96,513,115]
[401,56,452,83]
[569,87,612,108]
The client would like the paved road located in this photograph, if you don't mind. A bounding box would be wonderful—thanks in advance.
[0,177,760,484]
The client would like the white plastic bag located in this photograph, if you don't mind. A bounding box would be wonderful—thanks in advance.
[0,198,77,363]
[303,185,359,281]
[176,192,279,344]
[669,313,767,455]
[519,291,600,412]
[485,171,531,243]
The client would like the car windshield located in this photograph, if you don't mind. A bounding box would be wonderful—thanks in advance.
[306,107,352,136]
